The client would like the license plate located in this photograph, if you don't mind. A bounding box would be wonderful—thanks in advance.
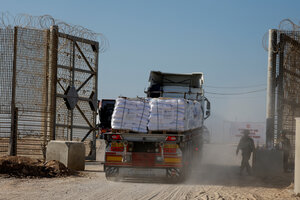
[119,168,166,177]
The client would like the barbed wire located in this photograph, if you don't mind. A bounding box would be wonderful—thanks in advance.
[0,12,109,53]
[262,19,300,52]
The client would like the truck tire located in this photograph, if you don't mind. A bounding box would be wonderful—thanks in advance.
[166,168,185,183]
[104,166,119,181]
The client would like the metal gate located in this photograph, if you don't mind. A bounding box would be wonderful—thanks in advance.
[266,29,300,163]
[0,25,99,159]
[53,28,99,159]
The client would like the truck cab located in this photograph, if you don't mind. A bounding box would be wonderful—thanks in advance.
[147,71,210,118]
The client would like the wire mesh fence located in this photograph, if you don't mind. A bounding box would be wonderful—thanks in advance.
[0,14,100,159]
[0,28,14,156]
[269,29,300,165]
[15,27,50,158]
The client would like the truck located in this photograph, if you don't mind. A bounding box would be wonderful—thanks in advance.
[103,71,210,182]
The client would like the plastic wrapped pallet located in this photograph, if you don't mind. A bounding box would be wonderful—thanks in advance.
[148,98,203,132]
[111,98,150,133]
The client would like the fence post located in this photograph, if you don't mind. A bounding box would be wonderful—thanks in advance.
[266,29,277,148]
[8,27,18,156]
[49,25,58,140]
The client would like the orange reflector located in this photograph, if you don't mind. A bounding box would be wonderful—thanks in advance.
[164,157,181,163]
[106,156,122,162]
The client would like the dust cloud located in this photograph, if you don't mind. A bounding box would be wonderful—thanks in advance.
[187,142,244,186]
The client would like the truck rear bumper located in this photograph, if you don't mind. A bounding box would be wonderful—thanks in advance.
[118,167,166,178]
[105,166,183,179]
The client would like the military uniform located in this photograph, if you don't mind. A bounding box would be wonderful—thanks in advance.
[236,132,255,175]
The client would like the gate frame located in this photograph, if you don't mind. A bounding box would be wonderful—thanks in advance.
[50,26,99,160]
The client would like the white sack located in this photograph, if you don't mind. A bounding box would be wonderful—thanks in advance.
[111,98,150,133]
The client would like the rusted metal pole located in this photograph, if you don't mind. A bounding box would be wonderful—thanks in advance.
[43,30,50,146]
[277,33,285,138]
[49,25,58,140]
[70,40,76,141]
[91,42,99,160]
[266,29,277,148]
[8,27,18,156]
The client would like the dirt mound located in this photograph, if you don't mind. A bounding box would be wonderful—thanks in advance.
[0,156,75,177]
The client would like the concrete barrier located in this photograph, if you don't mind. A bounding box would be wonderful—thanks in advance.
[46,141,85,171]
[96,139,106,162]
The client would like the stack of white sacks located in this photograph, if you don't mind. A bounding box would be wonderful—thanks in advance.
[111,98,150,133]
[111,97,203,133]
[148,98,203,132]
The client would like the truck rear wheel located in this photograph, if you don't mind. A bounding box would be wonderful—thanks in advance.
[166,168,185,183]
[104,166,119,181]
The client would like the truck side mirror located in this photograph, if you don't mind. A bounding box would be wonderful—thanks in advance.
[206,101,210,110]
[204,98,211,120]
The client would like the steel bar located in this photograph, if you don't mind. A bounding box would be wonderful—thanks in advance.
[9,27,18,156]
[57,64,96,75]
[49,25,59,140]
[58,32,98,46]
[266,29,277,148]
[70,40,76,141]
[75,41,95,73]
[77,74,94,92]
[56,123,91,130]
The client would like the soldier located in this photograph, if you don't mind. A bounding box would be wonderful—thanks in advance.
[236,129,255,175]
[278,130,291,172]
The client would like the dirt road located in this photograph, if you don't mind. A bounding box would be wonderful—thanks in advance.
[0,144,297,200]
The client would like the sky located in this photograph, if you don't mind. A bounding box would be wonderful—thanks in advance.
[2,0,300,136]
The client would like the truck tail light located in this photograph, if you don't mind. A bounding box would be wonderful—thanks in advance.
[165,136,176,141]
[111,134,122,140]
